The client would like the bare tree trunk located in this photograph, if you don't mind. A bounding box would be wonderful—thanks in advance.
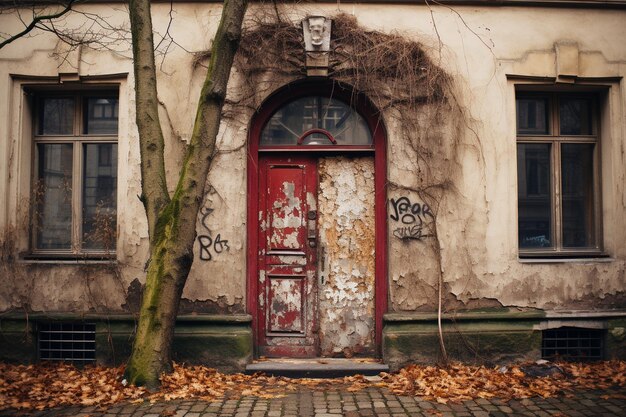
[124,0,248,389]
[128,0,170,245]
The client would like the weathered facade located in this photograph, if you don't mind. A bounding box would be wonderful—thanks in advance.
[1,1,625,370]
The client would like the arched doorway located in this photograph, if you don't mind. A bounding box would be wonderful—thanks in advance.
[247,81,387,358]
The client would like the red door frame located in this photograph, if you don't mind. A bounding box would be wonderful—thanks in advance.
[247,80,388,356]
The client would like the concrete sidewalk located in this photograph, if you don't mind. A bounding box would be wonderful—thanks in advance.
[3,386,625,417]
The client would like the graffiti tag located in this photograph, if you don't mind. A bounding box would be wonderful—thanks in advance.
[393,224,425,240]
[389,197,434,224]
[200,206,214,231]
[197,205,229,261]
[198,233,230,261]
[389,197,434,241]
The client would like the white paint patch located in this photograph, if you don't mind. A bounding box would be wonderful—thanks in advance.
[317,156,376,357]
[281,230,301,249]
[269,278,302,332]
[307,192,317,211]
[277,255,307,265]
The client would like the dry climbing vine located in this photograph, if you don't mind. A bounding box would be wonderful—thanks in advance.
[219,11,482,363]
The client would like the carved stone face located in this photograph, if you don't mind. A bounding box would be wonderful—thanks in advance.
[308,17,326,46]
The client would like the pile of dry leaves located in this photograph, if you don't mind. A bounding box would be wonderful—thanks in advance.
[381,361,626,402]
[1,361,625,411]
[0,362,356,411]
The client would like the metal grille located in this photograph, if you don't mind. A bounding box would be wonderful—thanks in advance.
[541,327,604,361]
[38,322,96,363]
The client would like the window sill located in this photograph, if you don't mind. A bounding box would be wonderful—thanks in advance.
[21,253,117,264]
[19,259,117,265]
[518,257,613,264]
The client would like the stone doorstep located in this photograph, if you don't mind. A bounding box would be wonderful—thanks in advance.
[245,358,389,378]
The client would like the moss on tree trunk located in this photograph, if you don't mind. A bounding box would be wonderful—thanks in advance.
[124,0,248,389]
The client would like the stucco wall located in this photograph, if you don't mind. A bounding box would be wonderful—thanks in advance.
[0,3,625,316]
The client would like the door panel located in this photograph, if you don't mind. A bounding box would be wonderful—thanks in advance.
[267,274,305,334]
[267,166,306,251]
[258,156,318,357]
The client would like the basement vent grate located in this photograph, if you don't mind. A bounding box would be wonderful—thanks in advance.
[38,322,96,363]
[541,327,604,361]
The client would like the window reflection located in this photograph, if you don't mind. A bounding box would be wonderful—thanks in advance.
[516,98,549,135]
[36,144,73,249]
[560,98,592,135]
[33,91,119,255]
[39,98,74,135]
[82,144,118,250]
[561,143,594,247]
[516,93,599,255]
[84,98,119,135]
[261,96,372,146]
[517,143,552,248]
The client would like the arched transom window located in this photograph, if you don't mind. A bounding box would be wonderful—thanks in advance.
[260,96,373,147]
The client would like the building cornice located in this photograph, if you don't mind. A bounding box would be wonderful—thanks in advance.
[2,0,626,10]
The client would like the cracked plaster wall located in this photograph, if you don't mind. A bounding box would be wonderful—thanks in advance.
[1,4,626,316]
[0,3,248,314]
[382,3,626,312]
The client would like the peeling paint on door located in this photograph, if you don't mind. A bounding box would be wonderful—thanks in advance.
[268,276,304,333]
[257,157,318,357]
[318,156,376,357]
[270,182,303,249]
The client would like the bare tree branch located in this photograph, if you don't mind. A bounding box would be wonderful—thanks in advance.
[0,0,76,49]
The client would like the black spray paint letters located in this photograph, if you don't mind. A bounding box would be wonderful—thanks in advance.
[200,206,214,231]
[197,206,229,261]
[389,197,434,240]
[393,224,427,240]
[389,197,434,224]
[198,233,230,261]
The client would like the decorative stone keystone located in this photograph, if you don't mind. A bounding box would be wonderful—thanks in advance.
[59,73,80,83]
[555,41,579,83]
[302,16,331,76]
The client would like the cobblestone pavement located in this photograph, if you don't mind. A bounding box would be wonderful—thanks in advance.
[3,386,625,417]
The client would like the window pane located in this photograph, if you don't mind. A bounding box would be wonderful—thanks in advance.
[36,144,73,249]
[84,98,119,134]
[39,98,74,135]
[516,98,549,135]
[261,96,372,146]
[518,143,552,248]
[82,144,118,250]
[561,143,595,247]
[560,98,592,135]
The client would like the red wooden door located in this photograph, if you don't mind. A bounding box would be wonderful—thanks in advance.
[257,155,318,357]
